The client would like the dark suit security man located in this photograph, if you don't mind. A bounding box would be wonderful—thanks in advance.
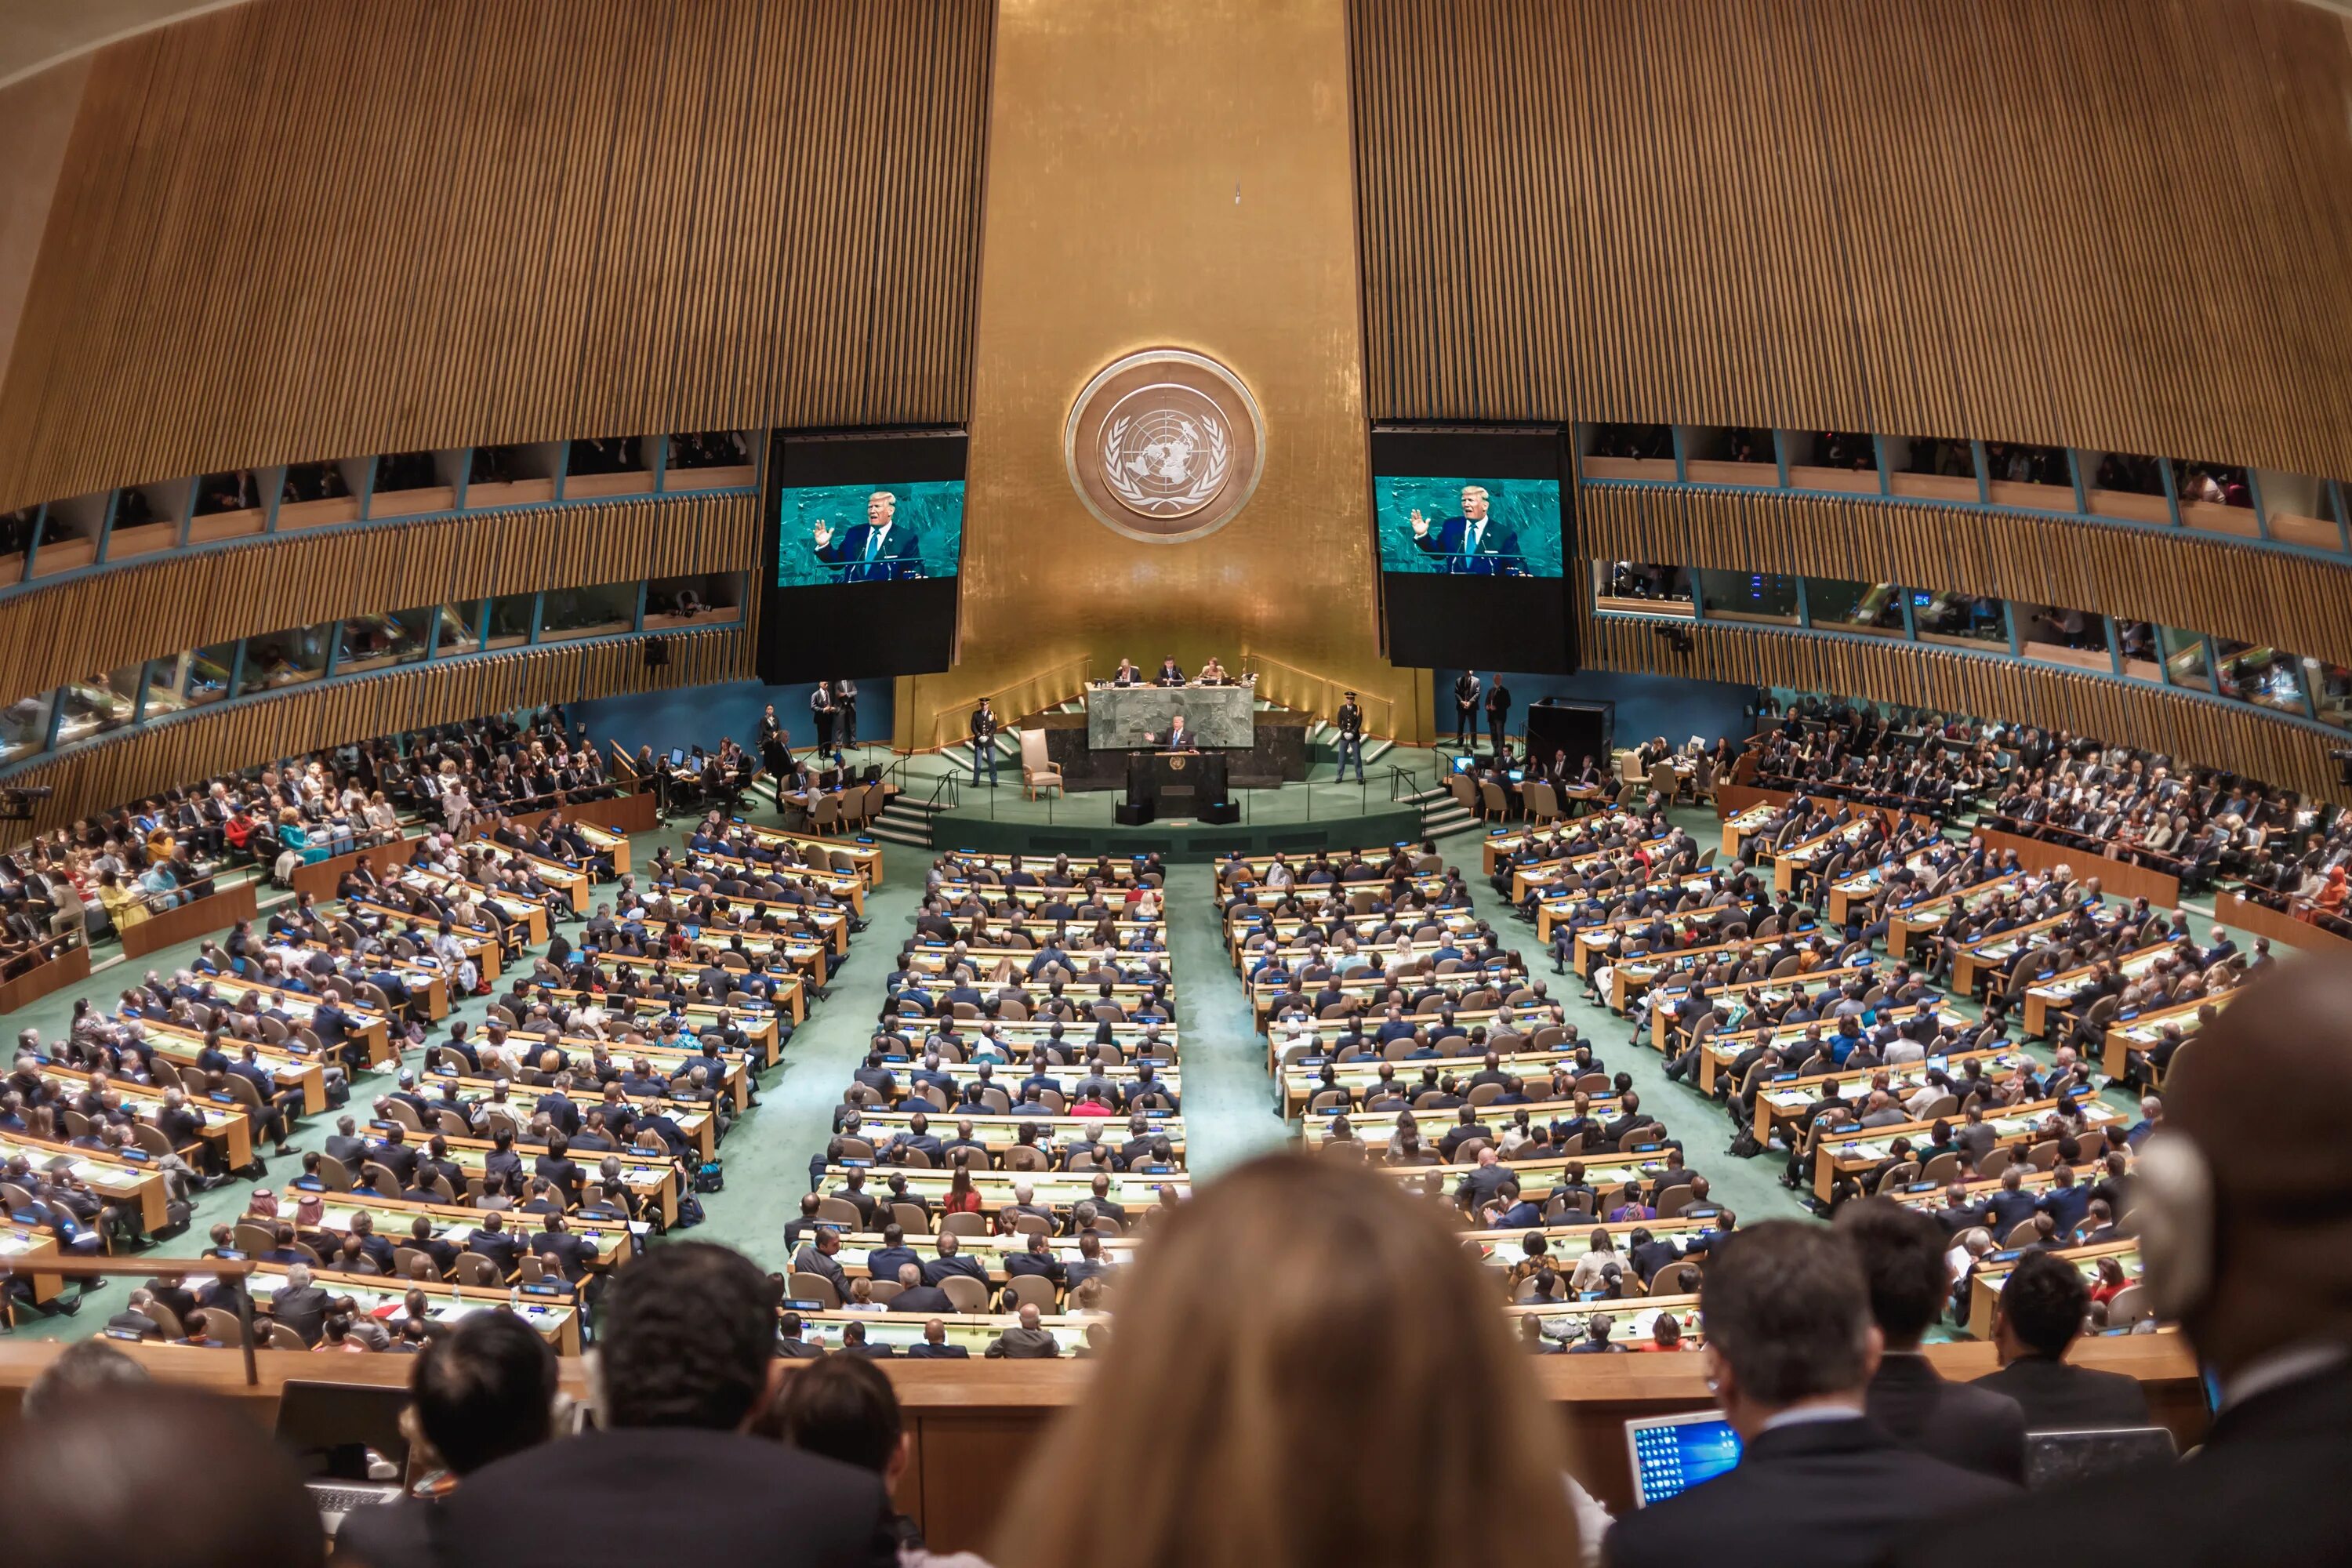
[1334,691,1365,783]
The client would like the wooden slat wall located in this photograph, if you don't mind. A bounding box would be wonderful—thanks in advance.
[0,0,993,510]
[1584,485,2352,667]
[1580,604,2352,807]
[1350,0,2352,476]
[0,625,748,847]
[0,492,757,704]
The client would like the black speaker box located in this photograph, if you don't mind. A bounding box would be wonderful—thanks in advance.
[1114,802,1156,826]
[1198,799,1241,825]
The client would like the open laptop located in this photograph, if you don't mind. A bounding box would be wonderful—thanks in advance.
[274,1380,412,1534]
[1624,1410,1744,1507]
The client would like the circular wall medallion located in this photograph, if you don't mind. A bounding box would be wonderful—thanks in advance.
[1064,348,1265,543]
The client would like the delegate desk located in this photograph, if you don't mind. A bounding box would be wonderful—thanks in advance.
[1228,909,1479,966]
[1262,1009,1571,1073]
[226,1261,582,1354]
[174,975,399,1069]
[1748,1047,2031,1147]
[848,1109,1187,1167]
[1377,1149,1685,1203]
[1811,1095,2125,1203]
[791,1308,1100,1356]
[0,1228,66,1304]
[934,851,1150,887]
[136,1018,332,1118]
[1220,844,1445,886]
[2022,940,2183,1038]
[355,1122,680,1228]
[1601,927,1822,1013]
[1509,832,1680,906]
[1530,872,1722,946]
[821,1163,1187,1215]
[1569,906,1748,978]
[886,1023,1179,1065]
[469,837,593,915]
[899,950,1172,997]
[1479,812,1646,877]
[1305,1092,1624,1152]
[1765,820,1880,895]
[1250,966,1530,1029]
[520,973,804,1034]
[387,867,551,949]
[426,1034,756,1109]
[1507,1292,1705,1347]
[1643,964,1878,1051]
[338,899,506,978]
[1947,910,2099,998]
[1281,1047,1582,1119]
[1719,802,1777,860]
[826,1229,1142,1283]
[249,935,452,1020]
[1883,875,2031,958]
[264,1194,641,1274]
[731,822,883,885]
[32,1058,257,1172]
[675,848,867,919]
[866,1062,1183,1114]
[2102,988,2237,1081]
[0,1131,173,1233]
[417,1071,720,1160]
[1966,1239,2143,1340]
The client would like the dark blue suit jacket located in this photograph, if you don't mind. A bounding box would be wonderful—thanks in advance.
[817,522,924,583]
[1414,514,1526,576]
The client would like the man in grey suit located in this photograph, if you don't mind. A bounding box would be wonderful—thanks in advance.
[983,1302,1060,1359]
[269,1264,332,1346]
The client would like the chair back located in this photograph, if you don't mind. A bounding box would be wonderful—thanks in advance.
[2103,1283,2154,1326]
[789,1271,843,1309]
[938,1273,989,1312]
[1005,1273,1059,1312]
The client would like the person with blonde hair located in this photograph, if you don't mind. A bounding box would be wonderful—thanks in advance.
[994,1152,1581,1568]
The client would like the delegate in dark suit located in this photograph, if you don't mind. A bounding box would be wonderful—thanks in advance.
[813,494,924,584]
[1970,1354,2151,1431]
[1890,1362,2352,1568]
[428,1426,895,1568]
[1866,1353,2028,1483]
[1410,499,1526,576]
[1605,1416,2016,1568]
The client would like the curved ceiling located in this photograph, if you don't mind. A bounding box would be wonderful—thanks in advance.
[5,0,2350,87]
[0,0,249,88]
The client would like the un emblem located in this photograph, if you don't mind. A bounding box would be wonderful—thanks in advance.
[1065,349,1265,543]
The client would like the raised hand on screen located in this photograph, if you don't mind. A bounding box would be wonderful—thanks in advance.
[1410,508,1428,538]
[811,519,833,550]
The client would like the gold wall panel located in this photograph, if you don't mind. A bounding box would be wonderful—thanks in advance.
[2,625,750,847]
[903,0,1421,746]
[0,492,756,705]
[1351,0,2352,476]
[0,0,992,511]
[1584,485,2352,669]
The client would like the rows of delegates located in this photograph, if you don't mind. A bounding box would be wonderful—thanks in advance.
[790,846,1187,1358]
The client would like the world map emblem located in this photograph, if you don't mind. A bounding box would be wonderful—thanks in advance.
[1065,349,1265,543]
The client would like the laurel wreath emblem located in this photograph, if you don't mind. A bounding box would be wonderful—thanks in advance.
[1101,408,1231,516]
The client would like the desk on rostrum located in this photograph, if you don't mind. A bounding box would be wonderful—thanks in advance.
[1123,750,1229,819]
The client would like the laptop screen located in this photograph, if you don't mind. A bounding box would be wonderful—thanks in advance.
[1624,1410,1743,1507]
[274,1381,413,1483]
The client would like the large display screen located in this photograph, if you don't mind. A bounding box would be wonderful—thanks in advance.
[1373,476,1566,577]
[773,481,964,587]
[757,430,965,682]
[1372,426,1577,672]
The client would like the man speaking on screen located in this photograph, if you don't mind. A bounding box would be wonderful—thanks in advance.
[812,490,924,583]
[1410,485,1526,576]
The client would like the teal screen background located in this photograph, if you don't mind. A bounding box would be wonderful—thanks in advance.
[775,481,964,587]
[1374,476,1564,577]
